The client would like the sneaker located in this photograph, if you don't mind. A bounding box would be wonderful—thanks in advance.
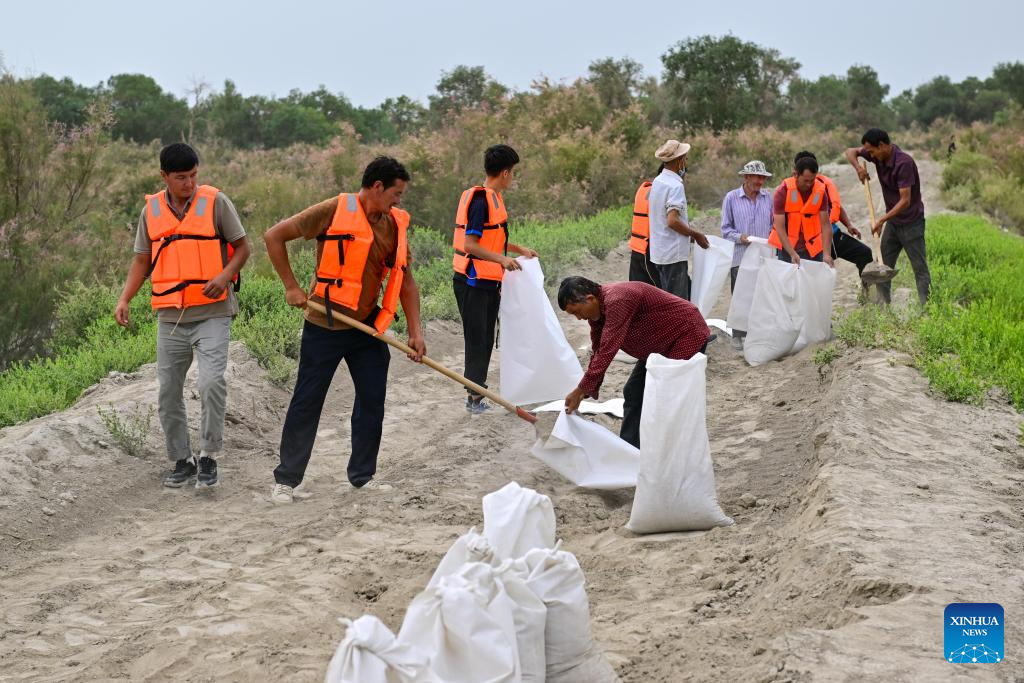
[163,457,197,488]
[352,479,393,491]
[465,397,491,415]
[196,456,218,488]
[270,483,294,504]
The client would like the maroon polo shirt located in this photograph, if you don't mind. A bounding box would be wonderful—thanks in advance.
[578,281,710,398]
[858,145,925,225]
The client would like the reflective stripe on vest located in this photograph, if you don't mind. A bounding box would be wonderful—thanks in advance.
[818,173,842,224]
[629,181,653,254]
[313,192,410,334]
[145,185,237,310]
[452,186,509,282]
[767,177,826,257]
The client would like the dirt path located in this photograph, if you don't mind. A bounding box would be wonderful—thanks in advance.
[2,159,1022,682]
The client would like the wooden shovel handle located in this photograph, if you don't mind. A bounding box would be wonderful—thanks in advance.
[304,300,537,424]
[860,160,883,263]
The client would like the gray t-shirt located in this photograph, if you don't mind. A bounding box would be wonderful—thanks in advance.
[134,190,247,323]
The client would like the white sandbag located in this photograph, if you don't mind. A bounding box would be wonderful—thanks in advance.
[325,615,438,683]
[743,258,804,366]
[690,235,735,317]
[427,527,498,589]
[483,482,556,560]
[705,318,732,337]
[494,561,548,682]
[499,257,583,405]
[626,354,733,533]
[530,412,639,490]
[398,563,521,683]
[534,397,625,418]
[726,238,775,332]
[792,259,836,352]
[521,545,620,683]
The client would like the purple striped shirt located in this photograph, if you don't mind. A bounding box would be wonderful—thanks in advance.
[720,186,774,266]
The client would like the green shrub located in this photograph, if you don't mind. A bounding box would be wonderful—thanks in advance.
[97,403,154,457]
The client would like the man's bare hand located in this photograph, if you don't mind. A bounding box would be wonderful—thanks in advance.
[285,286,308,308]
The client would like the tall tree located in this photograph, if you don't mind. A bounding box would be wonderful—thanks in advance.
[428,65,508,123]
[587,57,643,111]
[661,35,799,132]
[103,74,188,143]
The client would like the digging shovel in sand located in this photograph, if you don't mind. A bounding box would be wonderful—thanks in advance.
[304,299,538,426]
[859,160,898,287]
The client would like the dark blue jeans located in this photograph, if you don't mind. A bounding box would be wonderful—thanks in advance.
[274,321,390,488]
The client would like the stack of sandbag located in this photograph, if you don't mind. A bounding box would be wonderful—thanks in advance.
[324,615,437,683]
[690,234,735,317]
[627,353,733,533]
[743,258,835,366]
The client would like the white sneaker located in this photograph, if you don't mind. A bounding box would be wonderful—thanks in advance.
[270,483,294,504]
[353,479,393,491]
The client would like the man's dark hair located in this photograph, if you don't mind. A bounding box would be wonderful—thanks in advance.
[656,162,665,175]
[484,144,520,177]
[794,150,817,164]
[861,128,890,146]
[361,156,410,189]
[557,276,602,310]
[160,143,199,173]
[794,155,819,176]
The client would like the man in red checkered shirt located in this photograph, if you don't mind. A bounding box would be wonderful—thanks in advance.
[558,276,711,448]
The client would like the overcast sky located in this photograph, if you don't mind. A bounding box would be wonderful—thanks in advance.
[2,1,1020,107]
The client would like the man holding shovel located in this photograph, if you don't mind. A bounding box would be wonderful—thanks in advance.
[846,128,930,305]
[264,157,426,504]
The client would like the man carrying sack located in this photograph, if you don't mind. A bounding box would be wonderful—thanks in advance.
[264,157,426,504]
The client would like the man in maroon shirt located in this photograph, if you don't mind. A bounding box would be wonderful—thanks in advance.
[558,276,711,448]
[845,128,930,305]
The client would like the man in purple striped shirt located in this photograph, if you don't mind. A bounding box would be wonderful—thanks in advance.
[720,160,775,289]
[720,161,774,349]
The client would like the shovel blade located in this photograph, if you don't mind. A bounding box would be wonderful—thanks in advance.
[861,262,898,285]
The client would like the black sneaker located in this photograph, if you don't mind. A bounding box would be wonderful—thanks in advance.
[164,457,197,488]
[196,456,218,488]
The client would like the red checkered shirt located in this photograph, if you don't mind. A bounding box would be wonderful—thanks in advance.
[579,281,710,398]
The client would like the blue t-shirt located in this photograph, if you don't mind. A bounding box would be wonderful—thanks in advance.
[455,191,501,289]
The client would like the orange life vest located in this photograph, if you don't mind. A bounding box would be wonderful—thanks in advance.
[452,186,509,283]
[145,185,238,310]
[313,192,409,334]
[817,173,842,224]
[768,176,827,257]
[629,181,653,254]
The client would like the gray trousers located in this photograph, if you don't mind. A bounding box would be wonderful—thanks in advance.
[157,316,231,461]
[655,261,691,301]
[878,218,930,306]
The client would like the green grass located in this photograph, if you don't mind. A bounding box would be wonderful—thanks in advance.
[835,214,1024,409]
[0,207,634,427]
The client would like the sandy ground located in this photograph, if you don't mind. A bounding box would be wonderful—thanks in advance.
[1,159,1022,682]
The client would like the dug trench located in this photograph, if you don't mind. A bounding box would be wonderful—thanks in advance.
[1,159,1022,682]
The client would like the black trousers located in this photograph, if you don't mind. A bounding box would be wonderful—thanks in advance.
[628,249,661,288]
[274,321,390,488]
[831,230,873,274]
[620,338,709,449]
[453,277,500,396]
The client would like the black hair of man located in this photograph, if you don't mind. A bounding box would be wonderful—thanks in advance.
[484,144,520,177]
[861,128,891,146]
[361,156,411,189]
[557,276,602,310]
[794,150,817,164]
[160,143,200,173]
[794,155,819,176]
[656,162,665,175]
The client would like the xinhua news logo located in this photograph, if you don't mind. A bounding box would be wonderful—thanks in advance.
[944,603,1004,664]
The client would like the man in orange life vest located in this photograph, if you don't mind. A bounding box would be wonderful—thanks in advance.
[627,167,662,288]
[115,143,251,489]
[452,145,538,414]
[769,154,834,268]
[264,157,425,505]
